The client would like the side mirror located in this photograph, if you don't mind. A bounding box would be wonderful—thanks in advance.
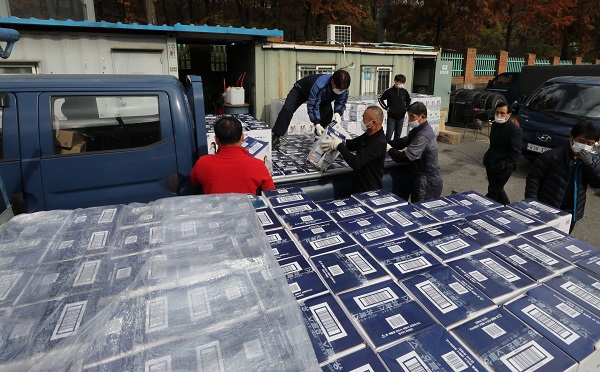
[511,101,521,114]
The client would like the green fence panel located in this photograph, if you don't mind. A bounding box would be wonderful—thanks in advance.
[506,57,525,72]
[475,54,496,76]
[441,53,463,77]
[535,59,550,65]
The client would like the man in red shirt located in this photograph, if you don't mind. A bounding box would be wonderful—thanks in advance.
[191,116,275,194]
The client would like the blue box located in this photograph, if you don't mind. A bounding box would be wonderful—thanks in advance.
[520,226,600,263]
[544,268,600,315]
[476,207,545,235]
[279,209,334,230]
[489,237,573,282]
[447,251,537,304]
[109,223,163,258]
[270,240,302,261]
[508,198,572,233]
[400,266,496,329]
[338,280,436,350]
[311,246,389,294]
[264,227,295,247]
[273,201,320,217]
[364,237,442,281]
[351,190,407,212]
[338,214,403,248]
[321,346,386,372]
[505,285,600,370]
[263,186,312,208]
[294,222,361,257]
[576,253,600,277]
[254,208,283,231]
[377,204,439,234]
[278,255,329,301]
[407,223,483,262]
[318,198,371,222]
[461,214,517,245]
[42,227,115,263]
[379,324,487,371]
[452,308,577,372]
[412,198,474,223]
[446,190,503,213]
[299,293,364,364]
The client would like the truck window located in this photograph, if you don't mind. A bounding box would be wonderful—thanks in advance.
[51,95,161,154]
[489,73,514,86]
[525,83,600,119]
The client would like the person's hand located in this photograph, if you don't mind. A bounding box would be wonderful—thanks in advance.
[333,113,342,125]
[314,124,325,136]
[386,143,392,152]
[578,149,593,166]
[321,137,342,153]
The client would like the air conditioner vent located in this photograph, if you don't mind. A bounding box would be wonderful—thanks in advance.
[327,24,351,45]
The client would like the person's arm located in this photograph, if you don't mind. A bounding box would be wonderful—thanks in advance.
[334,90,349,115]
[378,90,389,110]
[524,153,551,199]
[581,152,600,188]
[338,139,383,171]
[389,136,409,150]
[404,89,411,107]
[190,159,204,188]
[307,76,328,124]
[506,124,522,165]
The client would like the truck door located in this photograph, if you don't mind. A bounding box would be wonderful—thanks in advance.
[37,91,179,211]
[0,93,25,213]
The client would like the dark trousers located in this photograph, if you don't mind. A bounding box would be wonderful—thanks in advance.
[486,166,513,205]
[272,87,334,137]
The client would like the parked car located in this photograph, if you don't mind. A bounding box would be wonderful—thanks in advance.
[515,76,600,161]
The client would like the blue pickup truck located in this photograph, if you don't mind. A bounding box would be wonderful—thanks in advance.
[1,74,404,214]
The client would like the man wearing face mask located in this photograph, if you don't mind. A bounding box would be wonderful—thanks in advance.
[378,74,411,141]
[320,106,387,193]
[386,102,442,202]
[271,69,351,149]
[482,102,522,205]
[526,120,600,233]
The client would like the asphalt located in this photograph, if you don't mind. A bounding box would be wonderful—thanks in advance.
[439,124,600,247]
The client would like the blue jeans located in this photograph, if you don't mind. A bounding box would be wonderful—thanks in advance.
[386,117,405,141]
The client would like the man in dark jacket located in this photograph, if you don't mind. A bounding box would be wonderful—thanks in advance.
[386,102,442,202]
[525,120,600,233]
[378,74,411,141]
[272,69,351,149]
[483,102,522,205]
[320,106,387,193]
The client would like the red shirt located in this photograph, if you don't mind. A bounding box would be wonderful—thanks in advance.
[190,146,275,194]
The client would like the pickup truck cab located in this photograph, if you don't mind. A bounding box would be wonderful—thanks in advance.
[0,74,207,213]
[515,76,600,161]
[485,71,521,104]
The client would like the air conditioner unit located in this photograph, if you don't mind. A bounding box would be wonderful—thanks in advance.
[327,24,351,45]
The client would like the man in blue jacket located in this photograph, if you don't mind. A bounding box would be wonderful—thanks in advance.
[272,69,351,149]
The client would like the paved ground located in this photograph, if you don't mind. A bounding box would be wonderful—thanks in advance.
[439,125,600,247]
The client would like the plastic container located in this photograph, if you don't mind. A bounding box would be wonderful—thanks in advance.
[226,87,245,105]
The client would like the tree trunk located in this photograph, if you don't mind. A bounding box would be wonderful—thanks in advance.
[235,0,248,26]
[161,0,171,24]
[505,22,513,52]
[146,0,156,24]
[435,16,443,46]
[304,2,312,41]
[377,0,389,42]
[560,27,571,60]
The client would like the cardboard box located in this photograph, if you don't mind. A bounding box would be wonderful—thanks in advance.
[437,129,461,145]
[56,130,86,154]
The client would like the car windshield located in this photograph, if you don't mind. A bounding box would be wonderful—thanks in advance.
[525,82,600,119]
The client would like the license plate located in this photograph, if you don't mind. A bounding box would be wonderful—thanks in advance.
[526,143,551,153]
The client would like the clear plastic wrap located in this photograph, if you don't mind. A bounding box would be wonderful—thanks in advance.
[0,194,319,371]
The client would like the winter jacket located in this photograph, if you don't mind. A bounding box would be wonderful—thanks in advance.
[525,145,600,222]
[378,86,411,120]
[483,118,521,171]
[294,74,349,124]
[388,121,441,176]
[338,128,387,193]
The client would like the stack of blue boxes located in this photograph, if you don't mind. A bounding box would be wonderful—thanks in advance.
[257,187,600,371]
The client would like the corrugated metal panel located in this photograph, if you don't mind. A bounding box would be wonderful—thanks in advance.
[0,16,283,37]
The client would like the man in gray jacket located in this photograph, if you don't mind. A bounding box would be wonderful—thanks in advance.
[386,102,443,202]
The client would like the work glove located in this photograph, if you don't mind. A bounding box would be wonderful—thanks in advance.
[578,149,594,166]
[314,124,325,136]
[321,137,342,153]
[386,143,392,153]
[333,113,342,125]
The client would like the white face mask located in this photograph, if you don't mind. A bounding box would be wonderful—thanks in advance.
[572,141,594,153]
[408,119,420,129]
[395,84,404,89]
[494,116,507,123]
[333,88,346,95]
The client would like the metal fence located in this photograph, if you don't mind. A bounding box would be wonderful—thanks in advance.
[506,57,525,72]
[535,59,550,65]
[474,54,496,76]
[441,53,463,76]
[559,60,574,65]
